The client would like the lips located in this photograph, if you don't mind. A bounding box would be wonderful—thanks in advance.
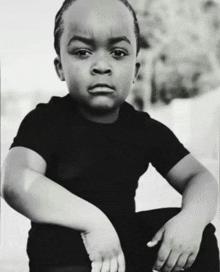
[89,84,115,94]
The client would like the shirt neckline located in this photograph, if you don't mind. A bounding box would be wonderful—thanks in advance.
[65,94,127,127]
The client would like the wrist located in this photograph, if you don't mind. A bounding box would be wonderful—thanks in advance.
[178,209,210,228]
[81,208,111,233]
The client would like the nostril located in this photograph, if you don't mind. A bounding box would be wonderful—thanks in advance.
[104,69,111,75]
[92,68,112,75]
[92,68,99,74]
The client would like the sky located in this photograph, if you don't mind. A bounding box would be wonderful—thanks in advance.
[1,0,67,94]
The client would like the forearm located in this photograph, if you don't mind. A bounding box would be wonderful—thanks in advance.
[2,166,108,232]
[180,171,218,226]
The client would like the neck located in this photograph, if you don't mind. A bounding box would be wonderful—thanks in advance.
[79,107,120,124]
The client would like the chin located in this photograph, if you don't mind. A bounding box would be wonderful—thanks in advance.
[88,104,116,115]
[87,98,121,114]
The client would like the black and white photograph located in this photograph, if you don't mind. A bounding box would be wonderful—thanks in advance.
[1,0,220,271]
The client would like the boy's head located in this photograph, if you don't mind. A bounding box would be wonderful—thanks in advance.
[54,0,140,56]
[54,0,141,121]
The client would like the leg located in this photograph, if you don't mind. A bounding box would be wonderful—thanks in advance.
[30,265,91,272]
[135,208,219,272]
[190,223,219,272]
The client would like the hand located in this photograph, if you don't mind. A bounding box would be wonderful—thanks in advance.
[81,218,125,272]
[147,212,204,272]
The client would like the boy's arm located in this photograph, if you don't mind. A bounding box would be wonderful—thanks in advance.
[166,153,218,225]
[1,147,125,272]
[1,147,107,229]
[148,154,218,272]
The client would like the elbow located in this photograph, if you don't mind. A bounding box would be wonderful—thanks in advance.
[1,164,24,208]
[201,170,218,193]
[1,180,22,208]
[1,172,37,222]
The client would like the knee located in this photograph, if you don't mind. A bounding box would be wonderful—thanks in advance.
[203,223,216,238]
[201,223,219,251]
[192,223,220,271]
[201,223,219,258]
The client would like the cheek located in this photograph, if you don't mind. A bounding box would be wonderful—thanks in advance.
[65,63,80,77]
[65,64,87,87]
[117,63,136,86]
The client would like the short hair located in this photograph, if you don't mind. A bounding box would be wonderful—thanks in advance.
[54,0,140,56]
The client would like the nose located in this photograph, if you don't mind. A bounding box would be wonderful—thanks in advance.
[91,60,112,75]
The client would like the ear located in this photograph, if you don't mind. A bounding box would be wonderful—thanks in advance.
[54,56,65,81]
[134,62,140,82]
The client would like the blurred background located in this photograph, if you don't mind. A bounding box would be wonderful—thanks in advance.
[1,0,220,271]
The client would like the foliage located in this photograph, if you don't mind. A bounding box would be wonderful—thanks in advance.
[129,0,220,106]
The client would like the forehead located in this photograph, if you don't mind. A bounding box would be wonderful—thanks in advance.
[61,0,135,43]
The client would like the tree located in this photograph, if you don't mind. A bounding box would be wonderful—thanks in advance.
[129,0,220,106]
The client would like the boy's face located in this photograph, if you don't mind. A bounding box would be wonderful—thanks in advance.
[55,0,139,117]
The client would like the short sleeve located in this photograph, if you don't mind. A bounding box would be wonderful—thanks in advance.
[149,120,189,177]
[10,104,57,165]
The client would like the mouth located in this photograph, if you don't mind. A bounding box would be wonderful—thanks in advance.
[88,84,115,94]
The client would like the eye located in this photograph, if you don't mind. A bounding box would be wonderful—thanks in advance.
[72,49,92,58]
[111,49,128,58]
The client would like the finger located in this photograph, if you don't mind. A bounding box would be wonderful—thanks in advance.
[185,253,197,270]
[147,240,159,247]
[147,227,165,248]
[92,260,102,272]
[101,259,110,272]
[172,254,188,272]
[162,251,180,272]
[117,252,126,272]
[153,243,170,272]
[110,257,118,272]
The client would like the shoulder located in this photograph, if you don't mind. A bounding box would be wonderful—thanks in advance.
[123,102,168,131]
[23,94,75,124]
[34,94,74,114]
[13,94,76,142]
[9,95,74,162]
[123,103,186,152]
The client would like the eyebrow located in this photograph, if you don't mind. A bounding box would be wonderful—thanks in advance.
[67,35,131,46]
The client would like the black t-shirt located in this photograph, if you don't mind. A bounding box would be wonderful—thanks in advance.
[10,94,189,267]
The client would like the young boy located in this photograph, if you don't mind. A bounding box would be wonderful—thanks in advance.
[1,0,219,271]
